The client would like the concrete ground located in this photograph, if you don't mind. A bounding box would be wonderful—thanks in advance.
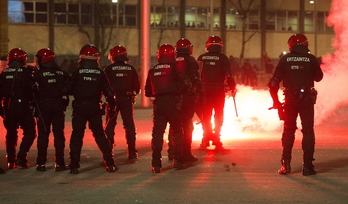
[1,107,348,204]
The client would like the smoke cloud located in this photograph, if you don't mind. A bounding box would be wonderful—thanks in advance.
[315,0,348,124]
[194,0,344,139]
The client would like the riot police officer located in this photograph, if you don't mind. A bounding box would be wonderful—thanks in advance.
[68,44,117,174]
[104,45,140,160]
[269,34,323,176]
[145,44,187,173]
[167,38,204,162]
[32,48,70,171]
[197,35,236,148]
[0,48,36,169]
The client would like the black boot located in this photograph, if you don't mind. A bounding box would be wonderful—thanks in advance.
[302,166,316,176]
[128,149,138,160]
[106,164,117,172]
[152,166,161,173]
[183,153,198,162]
[55,163,69,171]
[0,167,6,174]
[173,160,186,169]
[36,164,47,171]
[7,162,17,169]
[200,137,210,147]
[302,159,316,176]
[70,167,79,174]
[151,159,162,173]
[69,155,80,174]
[278,159,291,174]
[303,153,316,176]
[16,158,30,168]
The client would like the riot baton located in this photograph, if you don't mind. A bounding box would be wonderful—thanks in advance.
[233,96,238,117]
[32,88,48,132]
[104,116,114,131]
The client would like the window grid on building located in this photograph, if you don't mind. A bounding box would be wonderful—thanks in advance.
[8,1,332,34]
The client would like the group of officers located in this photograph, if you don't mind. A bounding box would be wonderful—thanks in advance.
[0,33,323,176]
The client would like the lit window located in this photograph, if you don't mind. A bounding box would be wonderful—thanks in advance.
[8,1,47,23]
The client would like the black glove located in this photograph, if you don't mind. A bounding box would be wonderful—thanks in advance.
[272,100,282,109]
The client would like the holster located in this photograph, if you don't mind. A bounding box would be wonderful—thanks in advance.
[310,88,318,104]
[278,105,285,121]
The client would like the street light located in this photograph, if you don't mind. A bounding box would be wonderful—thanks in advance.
[309,0,318,56]
[112,0,119,44]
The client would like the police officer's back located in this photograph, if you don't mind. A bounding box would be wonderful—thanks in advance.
[197,35,236,148]
[0,48,36,169]
[104,45,140,160]
[68,44,117,174]
[145,44,186,173]
[32,48,70,171]
[173,38,203,162]
[269,34,323,176]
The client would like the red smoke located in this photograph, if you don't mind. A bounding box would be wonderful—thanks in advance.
[193,0,345,140]
[315,0,348,124]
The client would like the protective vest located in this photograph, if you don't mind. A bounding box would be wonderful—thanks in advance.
[0,65,33,99]
[32,67,69,99]
[69,65,113,102]
[104,61,140,95]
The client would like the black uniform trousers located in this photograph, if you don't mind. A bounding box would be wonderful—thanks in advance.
[69,100,114,168]
[105,95,136,151]
[282,92,315,168]
[168,94,196,157]
[151,95,183,167]
[3,99,36,162]
[201,85,225,142]
[36,99,66,165]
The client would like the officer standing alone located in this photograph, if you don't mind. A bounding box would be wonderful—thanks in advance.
[268,34,323,176]
[145,44,187,173]
[32,48,70,171]
[104,45,140,160]
[197,35,236,149]
[68,44,117,174]
[0,48,36,169]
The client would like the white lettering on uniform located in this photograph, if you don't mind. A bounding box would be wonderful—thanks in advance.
[112,66,131,70]
[155,64,171,69]
[43,72,55,77]
[154,72,161,76]
[4,68,24,72]
[79,69,101,74]
[291,65,299,70]
[287,57,310,62]
[48,79,56,83]
[202,56,219,60]
[176,57,184,61]
[83,76,95,81]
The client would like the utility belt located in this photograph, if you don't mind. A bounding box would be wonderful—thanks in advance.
[3,97,29,103]
[2,97,31,111]
[42,97,63,101]
[40,97,69,109]
[115,91,136,96]
[72,100,100,106]
[284,87,317,103]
